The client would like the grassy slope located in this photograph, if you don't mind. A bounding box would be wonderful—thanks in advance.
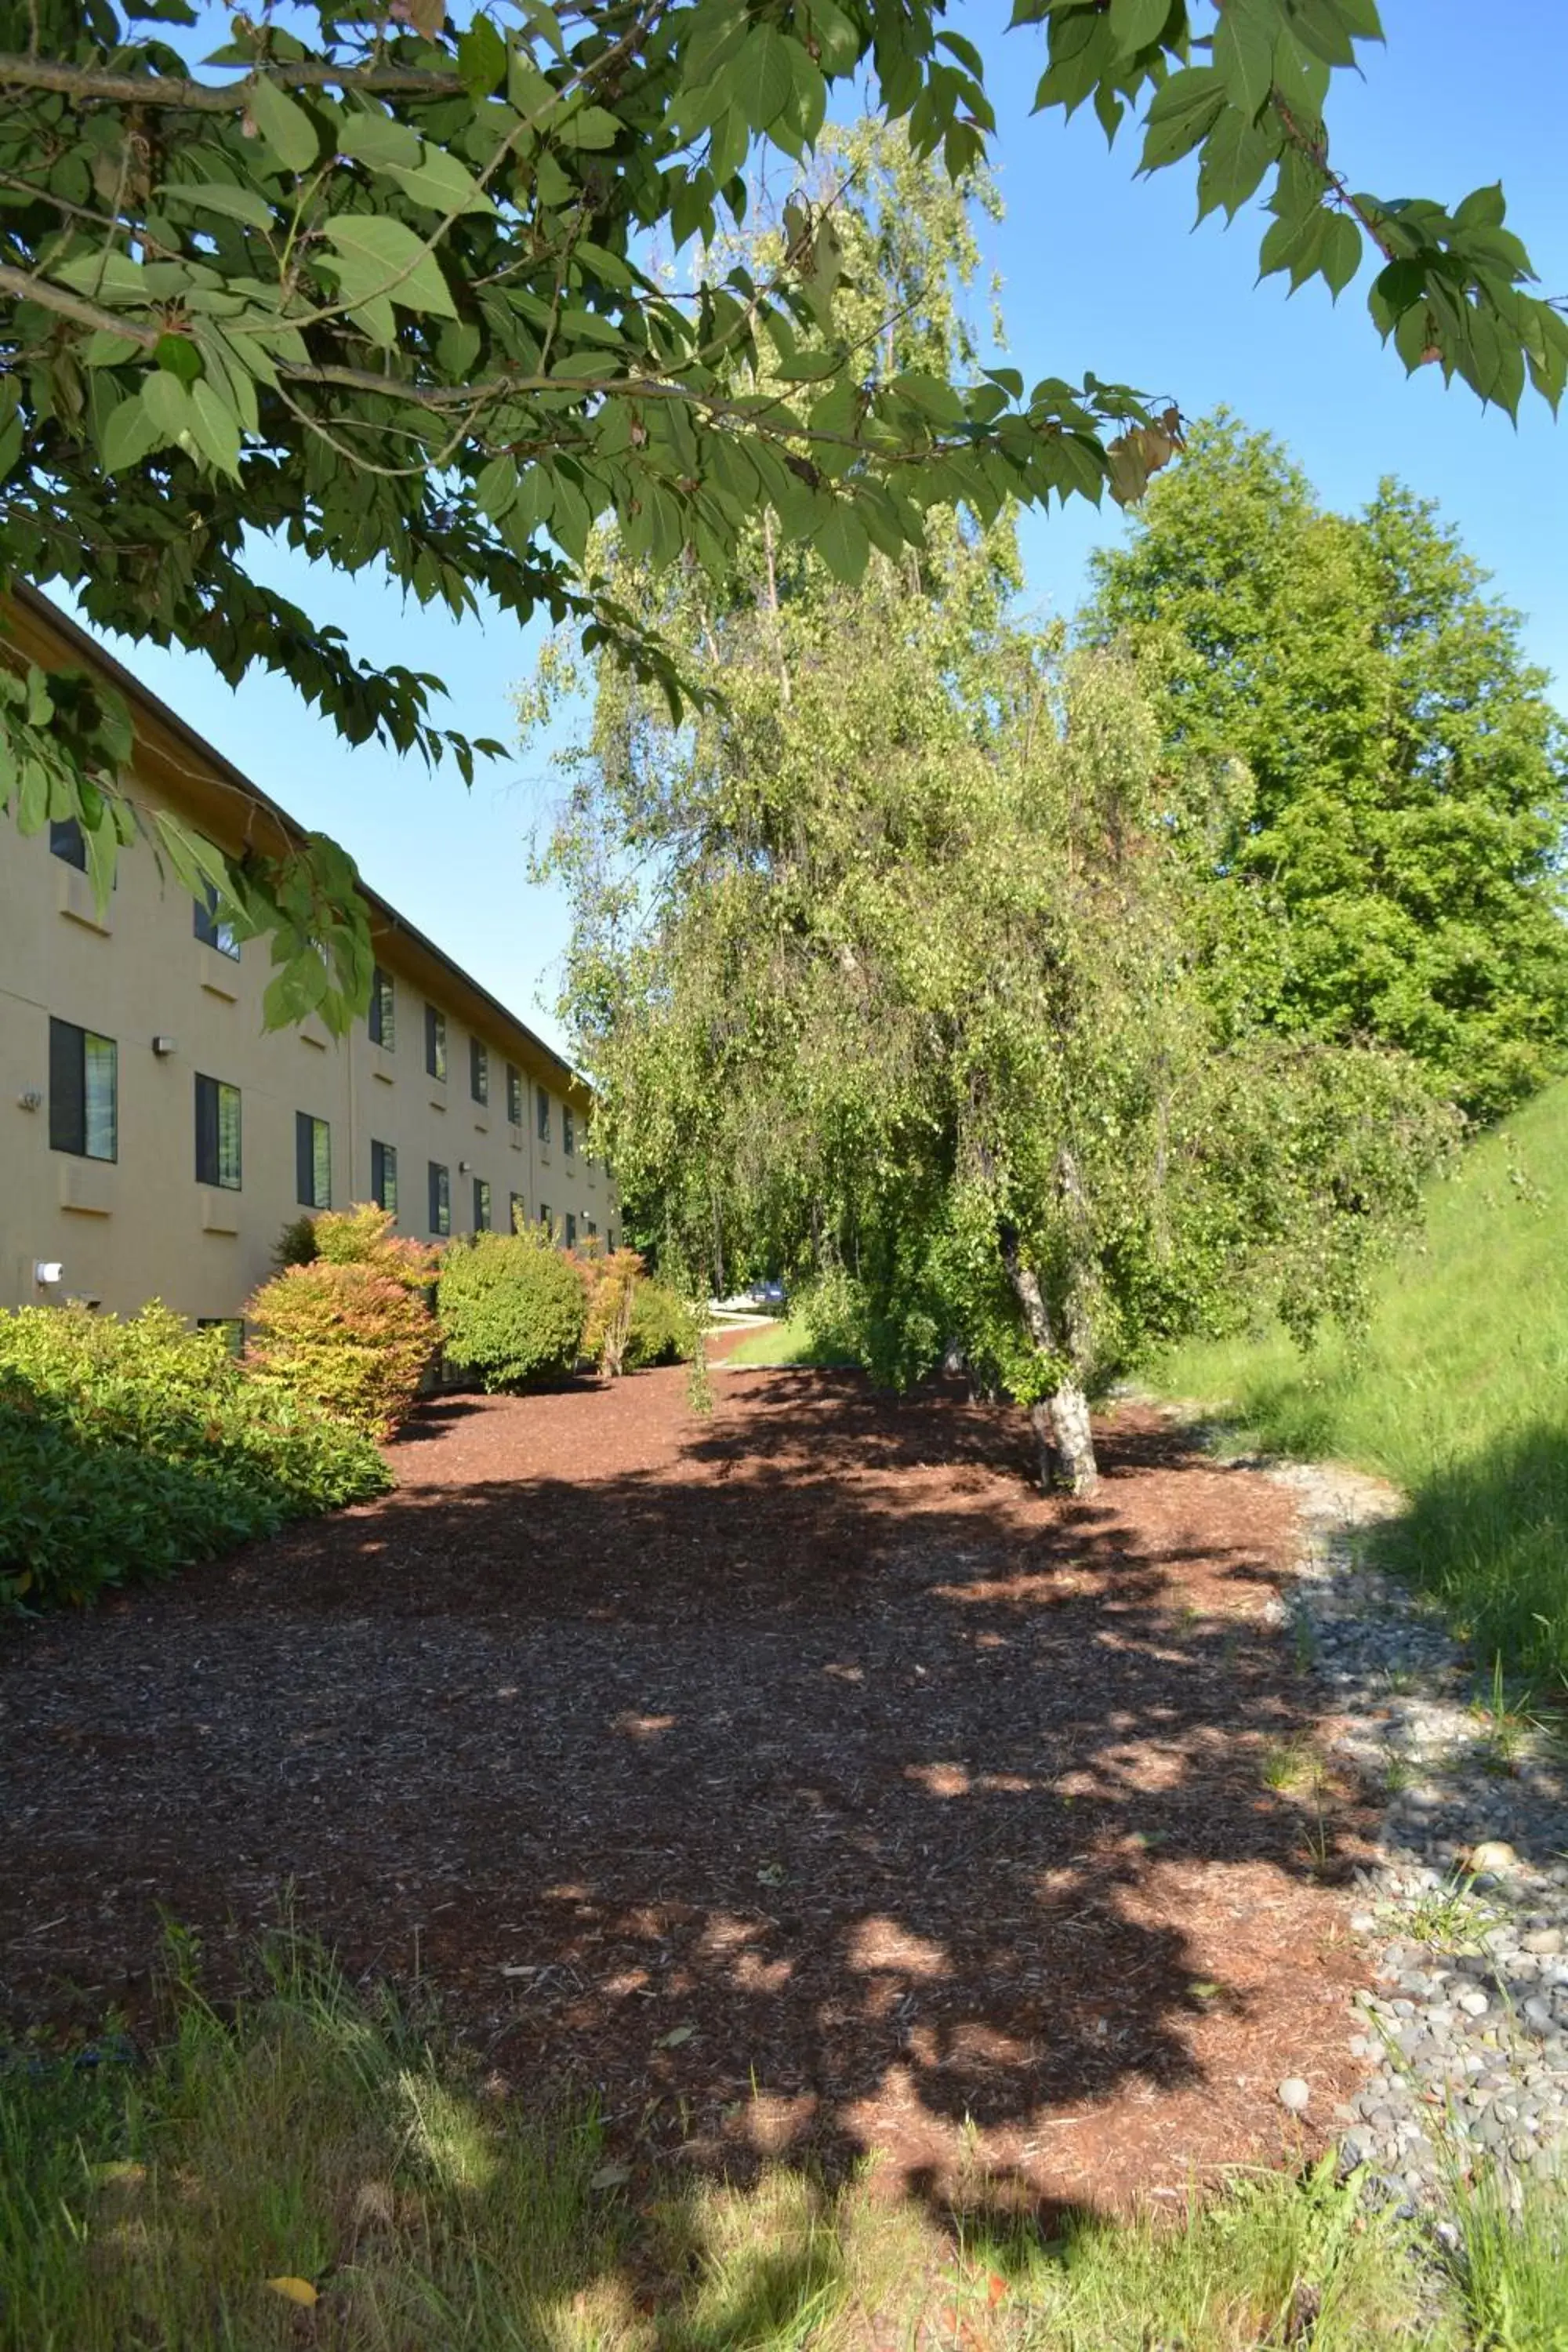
[1156,1076,1568,1689]
[724,1315,858,1369]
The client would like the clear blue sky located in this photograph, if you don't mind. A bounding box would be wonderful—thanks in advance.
[68,0,1568,1058]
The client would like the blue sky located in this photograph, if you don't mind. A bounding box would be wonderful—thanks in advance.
[68,0,1568,1057]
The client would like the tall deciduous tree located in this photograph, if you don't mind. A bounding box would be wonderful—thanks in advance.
[1083,414,1568,1120]
[2,0,1563,1023]
[536,140,1453,1493]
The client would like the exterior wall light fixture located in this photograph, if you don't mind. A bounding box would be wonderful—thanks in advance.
[152,1035,178,1057]
[34,1261,64,1286]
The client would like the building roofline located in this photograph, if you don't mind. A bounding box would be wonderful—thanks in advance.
[8,583,586,1099]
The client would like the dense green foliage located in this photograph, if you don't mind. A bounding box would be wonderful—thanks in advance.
[541,146,1457,1490]
[0,1302,388,1609]
[2,1,1561,1024]
[273,1203,441,1289]
[437,1227,586,1389]
[1157,1075,1568,1688]
[2,1931,1558,2350]
[1085,415,1568,1121]
[623,1276,698,1372]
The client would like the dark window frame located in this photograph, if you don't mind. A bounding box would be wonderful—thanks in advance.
[425,1003,447,1083]
[49,818,86,870]
[194,1072,242,1191]
[369,964,395,1049]
[509,1190,526,1235]
[194,885,241,960]
[371,1138,398,1215]
[564,1210,577,1250]
[562,1104,575,1156]
[428,1159,451,1237]
[470,1036,489,1105]
[48,1017,118,1162]
[535,1083,550,1142]
[473,1175,492,1232]
[506,1063,523,1127]
[295,1110,331,1210]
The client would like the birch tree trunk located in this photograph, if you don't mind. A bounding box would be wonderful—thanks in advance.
[996,1218,1099,1496]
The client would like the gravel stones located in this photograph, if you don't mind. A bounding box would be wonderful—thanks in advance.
[1265,1453,1568,2213]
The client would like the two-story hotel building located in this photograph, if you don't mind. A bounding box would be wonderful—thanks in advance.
[1,586,615,1324]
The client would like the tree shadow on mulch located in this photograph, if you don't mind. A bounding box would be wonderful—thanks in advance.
[0,1368,1365,2220]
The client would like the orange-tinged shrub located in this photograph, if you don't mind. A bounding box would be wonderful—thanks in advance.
[245,1259,437,1438]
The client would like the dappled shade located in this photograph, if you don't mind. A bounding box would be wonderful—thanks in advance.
[0,1363,1370,2215]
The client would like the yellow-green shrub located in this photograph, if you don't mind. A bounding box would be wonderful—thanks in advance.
[437,1229,586,1390]
[245,1261,437,1438]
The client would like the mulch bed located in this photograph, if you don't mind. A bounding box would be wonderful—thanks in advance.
[0,1352,1374,2218]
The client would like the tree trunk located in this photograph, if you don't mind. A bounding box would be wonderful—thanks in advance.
[997,1217,1100,1497]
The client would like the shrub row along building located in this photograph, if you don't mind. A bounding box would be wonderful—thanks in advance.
[2,586,616,1327]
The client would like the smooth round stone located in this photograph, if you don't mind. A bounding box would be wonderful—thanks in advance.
[1457,1990,1490,2016]
[1278,2076,1312,2114]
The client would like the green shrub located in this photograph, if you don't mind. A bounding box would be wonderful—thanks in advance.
[0,1304,388,1611]
[625,1277,698,1370]
[245,1261,438,1438]
[272,1203,437,1290]
[437,1229,586,1390]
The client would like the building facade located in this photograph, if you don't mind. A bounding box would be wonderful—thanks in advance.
[2,587,615,1324]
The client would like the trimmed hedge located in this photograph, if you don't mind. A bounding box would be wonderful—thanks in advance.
[437,1229,586,1390]
[0,1304,389,1611]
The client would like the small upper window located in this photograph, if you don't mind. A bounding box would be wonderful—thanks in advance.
[49,818,86,871]
[562,1104,575,1156]
[506,1063,523,1127]
[194,1073,241,1190]
[535,1083,551,1142]
[369,964,395,1050]
[295,1111,331,1210]
[194,885,241,960]
[470,1036,489,1105]
[49,1018,117,1161]
[425,1004,447,1083]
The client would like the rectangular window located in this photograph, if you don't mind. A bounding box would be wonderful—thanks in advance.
[586,1219,597,1241]
[369,964,395,1049]
[428,1160,450,1237]
[506,1063,523,1127]
[564,1211,577,1250]
[536,1083,551,1142]
[470,1036,489,1105]
[474,1176,492,1232]
[295,1111,331,1209]
[49,1018,117,1161]
[539,1202,552,1236]
[194,1073,241,1190]
[372,1138,398,1215]
[425,1003,447,1082]
[562,1104,575,1156]
[510,1190,526,1234]
[193,885,241,960]
[197,1316,245,1356]
[49,818,86,870]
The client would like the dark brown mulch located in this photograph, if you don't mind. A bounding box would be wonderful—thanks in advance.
[0,1356,1373,2219]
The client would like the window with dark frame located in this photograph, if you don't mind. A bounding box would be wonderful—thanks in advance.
[539,1202,551,1236]
[372,1139,398,1215]
[473,1176,492,1231]
[470,1036,489,1105]
[586,1219,597,1241]
[48,1018,117,1161]
[49,818,86,870]
[194,1073,241,1189]
[506,1063,523,1127]
[535,1083,550,1142]
[194,885,241,959]
[562,1104,575,1156]
[564,1210,577,1249]
[369,964,395,1049]
[425,1003,447,1082]
[428,1160,450,1236]
[295,1111,331,1209]
[510,1191,526,1234]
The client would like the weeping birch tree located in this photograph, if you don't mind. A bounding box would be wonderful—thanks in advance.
[533,134,1453,1492]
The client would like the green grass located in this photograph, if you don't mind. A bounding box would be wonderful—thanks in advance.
[9,1931,1568,2351]
[1155,1076,1568,1692]
[723,1316,860,1370]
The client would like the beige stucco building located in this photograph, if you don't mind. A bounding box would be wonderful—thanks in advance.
[2,586,615,1326]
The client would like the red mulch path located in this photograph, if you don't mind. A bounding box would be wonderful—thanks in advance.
[0,1352,1374,2220]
